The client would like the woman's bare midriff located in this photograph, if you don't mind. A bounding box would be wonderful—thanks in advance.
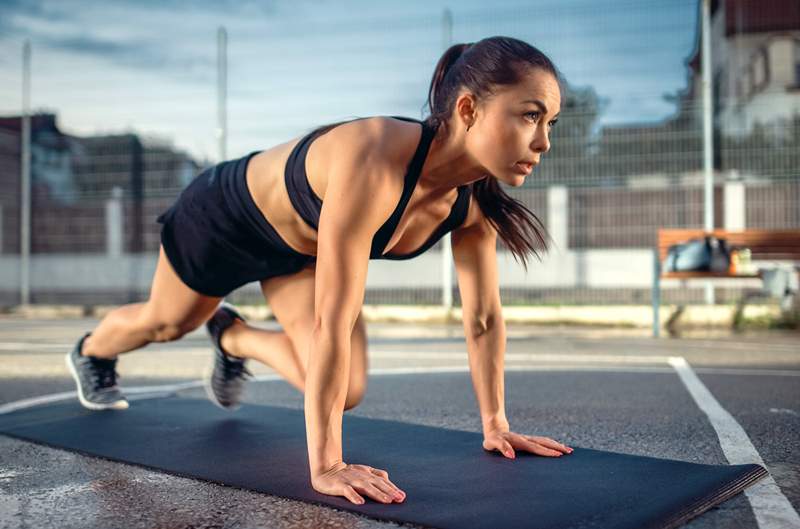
[244,117,473,259]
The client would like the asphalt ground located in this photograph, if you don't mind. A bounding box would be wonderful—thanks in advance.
[0,318,798,529]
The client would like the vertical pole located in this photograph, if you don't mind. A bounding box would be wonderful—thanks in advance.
[217,26,228,162]
[106,187,124,258]
[701,0,715,304]
[440,9,454,315]
[129,137,144,302]
[652,247,661,338]
[20,40,31,307]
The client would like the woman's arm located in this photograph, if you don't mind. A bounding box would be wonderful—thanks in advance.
[451,216,509,436]
[452,208,574,461]
[305,119,406,504]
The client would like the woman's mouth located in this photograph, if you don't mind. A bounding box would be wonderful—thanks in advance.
[513,162,533,174]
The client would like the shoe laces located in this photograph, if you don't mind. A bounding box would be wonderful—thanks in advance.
[221,354,254,380]
[88,357,120,390]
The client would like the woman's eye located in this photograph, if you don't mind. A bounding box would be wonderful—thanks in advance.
[524,111,540,121]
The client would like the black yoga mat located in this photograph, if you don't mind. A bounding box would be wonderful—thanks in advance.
[0,395,768,529]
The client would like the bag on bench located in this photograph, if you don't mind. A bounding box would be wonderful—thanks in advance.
[663,236,731,273]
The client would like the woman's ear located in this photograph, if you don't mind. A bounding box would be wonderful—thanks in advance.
[454,92,477,130]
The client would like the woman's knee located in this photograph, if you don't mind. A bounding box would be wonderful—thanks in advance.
[138,293,219,343]
[142,310,203,343]
[150,322,193,342]
[285,317,316,364]
[344,379,366,410]
[343,314,368,410]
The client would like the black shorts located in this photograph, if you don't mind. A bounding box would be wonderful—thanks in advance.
[156,151,316,297]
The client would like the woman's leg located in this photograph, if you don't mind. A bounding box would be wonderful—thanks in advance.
[81,244,223,359]
[220,263,369,410]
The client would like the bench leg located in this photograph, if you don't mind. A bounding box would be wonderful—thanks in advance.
[732,295,747,331]
[732,291,767,331]
[666,305,685,336]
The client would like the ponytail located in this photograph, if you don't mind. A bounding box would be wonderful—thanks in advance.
[423,36,560,272]
[425,43,472,135]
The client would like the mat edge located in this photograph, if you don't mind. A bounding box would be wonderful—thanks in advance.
[655,464,769,529]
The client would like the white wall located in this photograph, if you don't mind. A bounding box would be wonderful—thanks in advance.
[0,180,759,298]
[0,249,766,296]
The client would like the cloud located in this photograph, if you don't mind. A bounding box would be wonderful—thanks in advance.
[0,0,51,36]
[117,0,280,15]
[0,0,700,163]
[37,33,214,74]
[0,0,293,76]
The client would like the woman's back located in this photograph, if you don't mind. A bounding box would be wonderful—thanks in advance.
[245,116,473,259]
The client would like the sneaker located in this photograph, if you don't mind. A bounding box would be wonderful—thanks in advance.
[204,302,253,410]
[65,332,129,410]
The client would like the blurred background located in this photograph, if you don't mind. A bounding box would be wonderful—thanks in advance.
[0,0,798,325]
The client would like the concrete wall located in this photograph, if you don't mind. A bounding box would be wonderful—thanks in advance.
[0,247,767,299]
[0,181,774,303]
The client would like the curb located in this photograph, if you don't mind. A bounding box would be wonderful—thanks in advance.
[1,303,790,330]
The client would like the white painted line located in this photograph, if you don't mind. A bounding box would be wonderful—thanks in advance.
[691,367,800,378]
[0,343,72,350]
[3,362,800,415]
[653,340,800,353]
[0,383,196,415]
[368,351,676,363]
[668,356,800,528]
[768,408,798,417]
[1,363,798,379]
[3,338,798,353]
[0,365,671,415]
[0,345,676,364]
[0,391,77,415]
[0,377,280,415]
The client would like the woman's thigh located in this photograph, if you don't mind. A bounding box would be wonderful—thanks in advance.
[140,245,224,340]
[260,261,368,385]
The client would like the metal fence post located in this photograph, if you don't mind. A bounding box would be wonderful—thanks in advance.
[652,247,661,338]
[106,186,124,257]
[440,8,454,316]
[20,40,31,306]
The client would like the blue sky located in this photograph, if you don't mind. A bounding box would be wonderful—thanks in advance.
[0,0,699,162]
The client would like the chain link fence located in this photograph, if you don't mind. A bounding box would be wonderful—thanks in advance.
[0,0,797,308]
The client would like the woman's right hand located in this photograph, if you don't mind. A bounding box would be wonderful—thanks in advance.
[311,461,406,505]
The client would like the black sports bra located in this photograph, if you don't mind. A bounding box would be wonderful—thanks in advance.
[284,115,471,260]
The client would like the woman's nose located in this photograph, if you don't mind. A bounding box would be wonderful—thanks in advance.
[531,129,550,154]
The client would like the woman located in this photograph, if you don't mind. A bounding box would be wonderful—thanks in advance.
[65,35,573,506]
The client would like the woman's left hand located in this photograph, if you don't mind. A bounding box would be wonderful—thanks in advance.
[482,427,574,459]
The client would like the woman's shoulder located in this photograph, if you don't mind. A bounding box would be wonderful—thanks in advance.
[315,115,422,166]
[306,115,423,196]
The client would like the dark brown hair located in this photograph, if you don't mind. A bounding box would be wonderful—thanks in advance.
[425,36,562,271]
[304,36,561,271]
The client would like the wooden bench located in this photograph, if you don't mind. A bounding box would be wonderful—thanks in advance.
[652,229,800,337]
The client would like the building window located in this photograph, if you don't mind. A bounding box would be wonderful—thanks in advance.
[752,48,768,92]
[743,67,752,98]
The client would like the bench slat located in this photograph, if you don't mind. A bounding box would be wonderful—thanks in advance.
[656,229,800,261]
[661,272,762,279]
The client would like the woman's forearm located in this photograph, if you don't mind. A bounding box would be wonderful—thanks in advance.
[305,324,352,476]
[466,313,509,435]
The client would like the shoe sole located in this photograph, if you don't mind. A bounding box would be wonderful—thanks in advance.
[64,352,129,411]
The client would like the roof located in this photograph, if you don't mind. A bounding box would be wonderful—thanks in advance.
[688,0,800,71]
[722,0,800,37]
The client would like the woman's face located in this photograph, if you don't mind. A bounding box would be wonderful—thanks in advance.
[463,68,561,186]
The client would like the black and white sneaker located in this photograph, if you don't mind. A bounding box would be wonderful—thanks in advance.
[65,332,129,410]
[204,302,253,410]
